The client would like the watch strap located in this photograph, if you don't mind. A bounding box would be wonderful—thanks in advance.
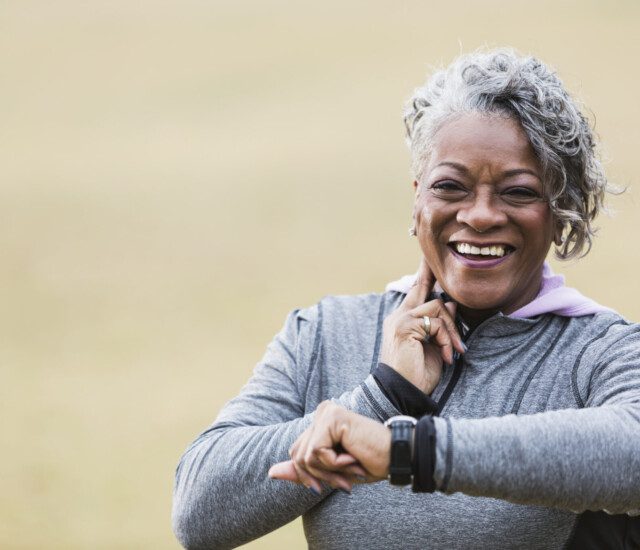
[384,415,417,486]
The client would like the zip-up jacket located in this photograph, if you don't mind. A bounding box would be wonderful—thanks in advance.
[172,290,640,549]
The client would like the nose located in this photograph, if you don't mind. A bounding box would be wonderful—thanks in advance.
[456,189,508,233]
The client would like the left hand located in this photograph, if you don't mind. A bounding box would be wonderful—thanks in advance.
[268,401,390,494]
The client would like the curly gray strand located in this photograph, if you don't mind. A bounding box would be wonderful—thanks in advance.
[404,48,616,260]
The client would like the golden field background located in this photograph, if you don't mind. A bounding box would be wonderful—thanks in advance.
[2,1,639,548]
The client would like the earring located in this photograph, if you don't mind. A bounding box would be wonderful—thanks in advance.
[409,226,416,237]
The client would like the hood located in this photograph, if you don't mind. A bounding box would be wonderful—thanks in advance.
[385,262,613,318]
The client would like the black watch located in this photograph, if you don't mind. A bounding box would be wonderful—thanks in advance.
[384,415,417,486]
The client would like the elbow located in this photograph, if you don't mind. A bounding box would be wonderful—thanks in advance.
[172,492,229,550]
[172,501,195,549]
[172,499,206,550]
[172,458,223,550]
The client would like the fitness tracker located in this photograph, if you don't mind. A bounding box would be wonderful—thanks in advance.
[384,415,417,486]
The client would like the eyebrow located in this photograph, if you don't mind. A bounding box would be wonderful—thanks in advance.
[434,161,541,181]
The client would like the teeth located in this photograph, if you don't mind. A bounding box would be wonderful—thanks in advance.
[454,243,507,257]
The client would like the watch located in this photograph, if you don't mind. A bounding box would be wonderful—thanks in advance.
[384,415,417,486]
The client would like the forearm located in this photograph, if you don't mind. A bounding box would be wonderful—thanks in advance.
[434,403,640,513]
[172,376,399,549]
[172,416,317,550]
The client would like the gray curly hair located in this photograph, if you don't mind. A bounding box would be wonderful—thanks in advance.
[404,49,612,260]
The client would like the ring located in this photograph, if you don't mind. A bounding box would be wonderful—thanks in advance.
[423,316,431,341]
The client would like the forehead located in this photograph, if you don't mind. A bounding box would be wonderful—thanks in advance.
[427,113,541,175]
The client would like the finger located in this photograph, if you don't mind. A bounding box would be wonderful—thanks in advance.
[316,448,358,469]
[268,460,300,482]
[333,453,358,468]
[292,459,324,495]
[401,257,434,310]
[298,448,353,491]
[305,463,354,493]
[412,299,465,354]
[342,463,368,478]
[423,316,455,365]
[316,449,368,478]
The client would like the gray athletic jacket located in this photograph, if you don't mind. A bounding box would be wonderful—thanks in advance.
[172,290,640,549]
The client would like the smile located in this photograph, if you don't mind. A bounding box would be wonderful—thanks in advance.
[448,241,515,267]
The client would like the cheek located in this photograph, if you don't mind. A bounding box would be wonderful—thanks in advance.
[417,203,441,231]
[519,210,554,252]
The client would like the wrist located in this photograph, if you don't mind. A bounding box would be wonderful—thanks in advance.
[384,415,418,486]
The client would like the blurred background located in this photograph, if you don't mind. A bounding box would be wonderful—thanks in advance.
[2,0,639,547]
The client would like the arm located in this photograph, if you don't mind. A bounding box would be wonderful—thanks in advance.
[171,305,400,550]
[273,322,640,515]
[433,323,640,514]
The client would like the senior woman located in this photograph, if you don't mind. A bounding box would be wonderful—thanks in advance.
[172,50,640,549]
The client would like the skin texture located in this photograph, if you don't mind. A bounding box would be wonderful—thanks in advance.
[269,113,557,491]
[416,113,555,327]
[379,257,464,394]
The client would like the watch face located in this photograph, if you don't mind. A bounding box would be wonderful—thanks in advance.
[385,415,418,427]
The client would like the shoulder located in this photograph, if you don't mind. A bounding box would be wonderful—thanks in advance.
[563,312,640,407]
[290,291,403,347]
[564,311,640,349]
[307,290,403,327]
[553,312,640,367]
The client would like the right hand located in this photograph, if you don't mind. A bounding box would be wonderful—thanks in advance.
[269,401,389,494]
[380,258,465,394]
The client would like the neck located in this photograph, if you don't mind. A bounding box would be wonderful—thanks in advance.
[457,305,499,331]
[456,270,545,330]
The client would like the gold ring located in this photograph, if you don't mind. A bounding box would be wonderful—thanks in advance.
[423,316,431,340]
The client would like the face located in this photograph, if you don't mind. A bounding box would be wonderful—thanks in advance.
[413,112,555,316]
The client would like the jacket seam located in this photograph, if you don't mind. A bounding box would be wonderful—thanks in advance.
[361,381,390,421]
[511,317,569,414]
[571,320,626,408]
[306,302,324,383]
[437,354,463,415]
[369,294,388,374]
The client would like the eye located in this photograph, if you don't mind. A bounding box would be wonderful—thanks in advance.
[428,180,469,200]
[500,186,543,205]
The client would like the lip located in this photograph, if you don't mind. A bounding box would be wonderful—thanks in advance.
[449,246,512,268]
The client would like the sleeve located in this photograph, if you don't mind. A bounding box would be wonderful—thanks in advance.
[431,322,640,515]
[171,305,401,550]
[373,363,439,417]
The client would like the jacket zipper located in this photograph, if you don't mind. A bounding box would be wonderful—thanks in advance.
[436,353,463,415]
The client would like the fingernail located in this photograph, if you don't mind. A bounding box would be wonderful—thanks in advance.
[461,342,468,353]
[308,486,321,496]
[339,488,352,495]
[355,475,367,482]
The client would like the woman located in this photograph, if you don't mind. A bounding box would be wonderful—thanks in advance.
[172,50,640,549]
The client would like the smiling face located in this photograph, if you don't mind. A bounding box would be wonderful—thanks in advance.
[413,112,556,320]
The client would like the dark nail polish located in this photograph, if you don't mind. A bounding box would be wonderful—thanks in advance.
[308,486,321,496]
[462,342,468,353]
